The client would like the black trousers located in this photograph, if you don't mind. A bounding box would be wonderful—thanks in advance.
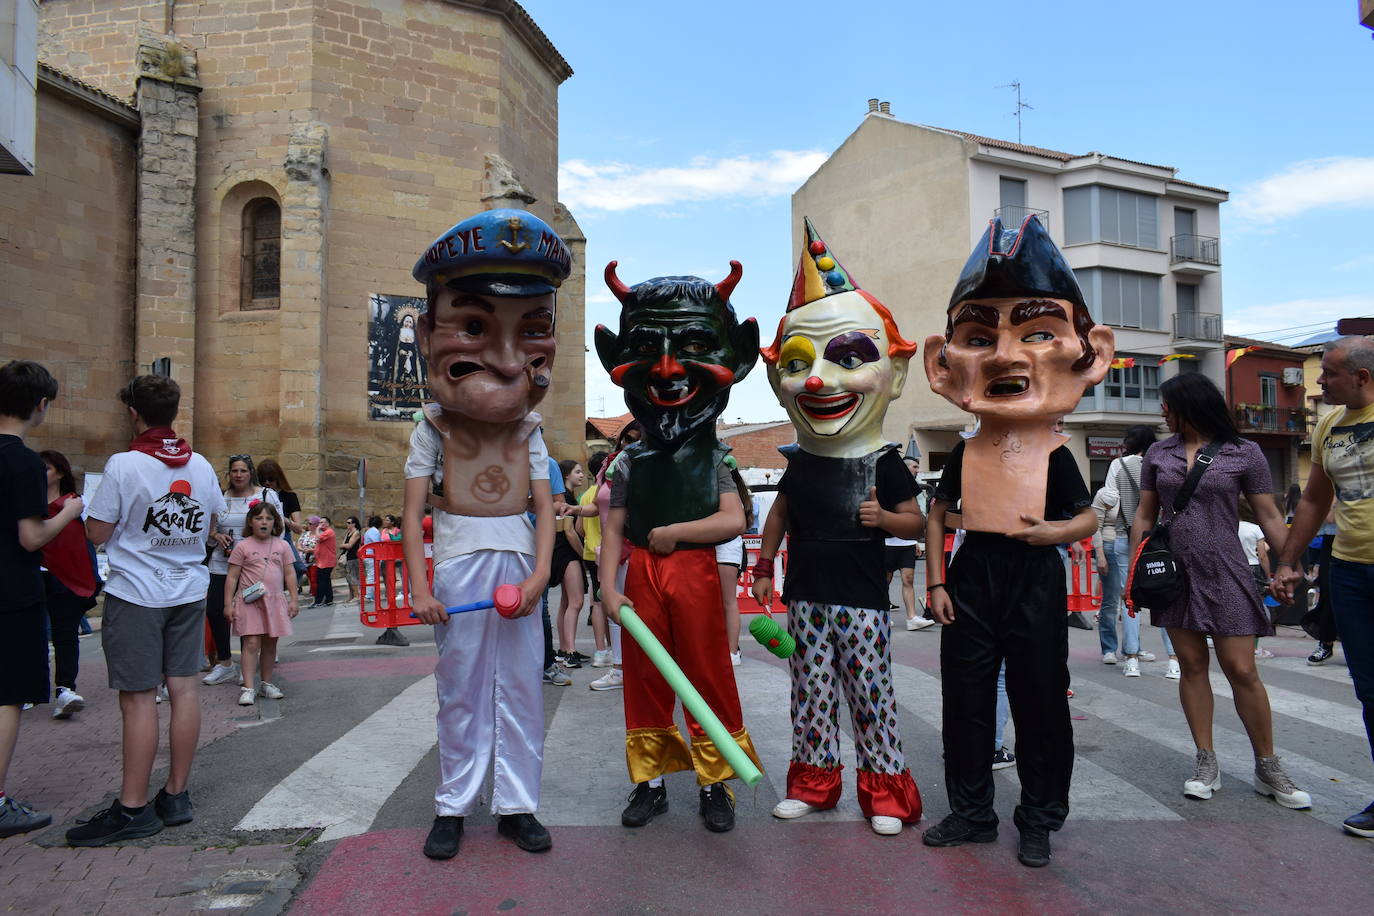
[314,567,334,605]
[207,572,231,662]
[941,533,1074,833]
[44,575,88,690]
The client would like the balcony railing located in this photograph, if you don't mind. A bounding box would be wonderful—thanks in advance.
[1234,404,1310,435]
[1173,311,1223,341]
[994,206,1050,231]
[1170,234,1220,266]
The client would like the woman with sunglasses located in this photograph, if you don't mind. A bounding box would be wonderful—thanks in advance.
[203,455,281,687]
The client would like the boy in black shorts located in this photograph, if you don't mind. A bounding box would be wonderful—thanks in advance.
[0,361,85,837]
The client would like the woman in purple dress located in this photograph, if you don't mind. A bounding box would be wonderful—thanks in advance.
[1130,373,1310,809]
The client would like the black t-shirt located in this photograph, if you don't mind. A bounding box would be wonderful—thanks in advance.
[0,435,49,611]
[779,445,918,610]
[279,490,301,520]
[933,440,1091,524]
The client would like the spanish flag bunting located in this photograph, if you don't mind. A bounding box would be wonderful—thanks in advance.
[1226,346,1261,368]
[1109,357,1135,370]
[1158,353,1199,365]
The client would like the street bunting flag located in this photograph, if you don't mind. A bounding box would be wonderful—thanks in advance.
[1226,346,1261,367]
[1109,357,1136,370]
[1158,353,1199,365]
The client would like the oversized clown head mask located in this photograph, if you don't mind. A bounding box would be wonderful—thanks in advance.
[763,219,917,459]
[595,262,759,452]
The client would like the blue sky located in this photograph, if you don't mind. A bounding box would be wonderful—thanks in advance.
[521,0,1374,422]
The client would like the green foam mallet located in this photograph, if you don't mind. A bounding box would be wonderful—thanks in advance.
[617,605,762,786]
[749,614,796,658]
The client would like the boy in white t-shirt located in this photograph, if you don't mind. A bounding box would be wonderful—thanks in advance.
[402,209,569,860]
[68,375,226,847]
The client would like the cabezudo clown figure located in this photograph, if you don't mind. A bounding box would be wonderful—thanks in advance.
[402,208,570,861]
[594,261,763,834]
[752,218,926,836]
[920,214,1112,869]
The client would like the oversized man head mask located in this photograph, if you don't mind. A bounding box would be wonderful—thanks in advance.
[595,263,759,451]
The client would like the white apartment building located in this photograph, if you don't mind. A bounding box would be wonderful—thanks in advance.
[792,102,1228,487]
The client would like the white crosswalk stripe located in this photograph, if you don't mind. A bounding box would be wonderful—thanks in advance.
[1263,654,1357,686]
[1208,670,1366,739]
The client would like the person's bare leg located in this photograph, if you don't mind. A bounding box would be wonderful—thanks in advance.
[558,565,584,654]
[1170,628,1215,750]
[0,705,20,792]
[900,567,917,620]
[1214,634,1275,757]
[119,689,159,807]
[258,637,278,685]
[591,601,609,651]
[719,564,740,654]
[241,635,261,692]
[163,676,200,794]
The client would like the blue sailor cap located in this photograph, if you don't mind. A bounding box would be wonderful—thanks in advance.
[412,208,572,297]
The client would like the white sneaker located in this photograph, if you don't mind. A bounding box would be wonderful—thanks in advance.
[202,664,237,686]
[772,798,816,819]
[589,668,623,691]
[1101,652,1117,665]
[155,684,167,704]
[1137,651,1156,662]
[1183,748,1220,800]
[870,815,903,835]
[238,687,256,706]
[52,687,85,719]
[258,682,284,700]
[1122,657,1141,677]
[1165,659,1181,679]
[730,652,742,667]
[591,648,614,668]
[906,617,935,631]
[1255,755,1312,810]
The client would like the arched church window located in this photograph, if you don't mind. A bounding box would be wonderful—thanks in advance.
[241,198,280,309]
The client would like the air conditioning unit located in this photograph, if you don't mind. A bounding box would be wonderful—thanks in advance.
[1281,367,1304,386]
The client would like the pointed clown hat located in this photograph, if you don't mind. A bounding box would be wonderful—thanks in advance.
[948,215,1086,312]
[786,217,861,311]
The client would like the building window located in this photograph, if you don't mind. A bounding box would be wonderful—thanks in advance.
[1176,282,1198,313]
[1098,354,1161,414]
[241,198,280,310]
[1076,267,1162,330]
[1260,374,1278,408]
[1062,185,1158,248]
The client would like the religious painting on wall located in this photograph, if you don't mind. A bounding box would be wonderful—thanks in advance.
[367,293,430,420]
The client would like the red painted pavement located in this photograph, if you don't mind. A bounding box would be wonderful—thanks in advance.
[275,655,437,682]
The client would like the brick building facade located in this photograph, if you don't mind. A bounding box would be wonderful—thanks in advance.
[3,0,583,517]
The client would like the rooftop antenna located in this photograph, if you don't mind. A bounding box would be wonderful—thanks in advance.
[998,80,1032,143]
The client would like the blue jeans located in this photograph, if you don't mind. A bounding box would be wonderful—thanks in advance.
[994,661,1010,749]
[1116,536,1176,657]
[1098,538,1121,656]
[1330,558,1374,764]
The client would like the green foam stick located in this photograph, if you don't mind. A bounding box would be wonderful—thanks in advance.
[617,605,763,787]
[748,615,796,658]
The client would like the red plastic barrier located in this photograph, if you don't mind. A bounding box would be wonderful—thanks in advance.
[736,535,787,613]
[358,541,432,628]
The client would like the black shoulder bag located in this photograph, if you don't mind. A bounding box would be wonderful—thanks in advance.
[1127,440,1222,609]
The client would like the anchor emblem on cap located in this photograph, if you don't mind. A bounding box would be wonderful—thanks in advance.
[497,216,528,253]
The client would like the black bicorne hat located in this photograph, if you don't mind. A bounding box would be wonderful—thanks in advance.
[948,215,1086,312]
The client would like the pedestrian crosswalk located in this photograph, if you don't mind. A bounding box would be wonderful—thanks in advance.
[239,628,1371,840]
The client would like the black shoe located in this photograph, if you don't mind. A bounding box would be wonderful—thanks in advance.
[1017,828,1052,867]
[1066,613,1093,630]
[569,651,591,664]
[497,813,551,852]
[66,802,164,847]
[153,787,193,826]
[423,816,463,859]
[621,782,668,827]
[922,813,998,847]
[0,796,52,838]
[1343,800,1374,838]
[376,627,410,647]
[991,747,1017,770]
[699,783,735,833]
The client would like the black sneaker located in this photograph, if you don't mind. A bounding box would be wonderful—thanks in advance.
[1308,644,1334,666]
[423,816,463,859]
[922,813,998,847]
[0,796,52,838]
[497,813,552,852]
[621,781,668,828]
[153,787,193,826]
[1017,828,1052,867]
[1342,800,1374,838]
[698,783,735,833]
[66,802,163,847]
[991,747,1017,770]
[559,653,582,669]
[569,651,591,664]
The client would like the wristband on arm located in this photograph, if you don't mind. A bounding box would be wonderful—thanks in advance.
[751,557,775,580]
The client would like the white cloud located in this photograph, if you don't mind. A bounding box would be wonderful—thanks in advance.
[1335,253,1374,272]
[1224,295,1374,341]
[559,150,828,212]
[1231,157,1374,224]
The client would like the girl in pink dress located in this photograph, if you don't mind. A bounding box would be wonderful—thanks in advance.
[225,502,298,706]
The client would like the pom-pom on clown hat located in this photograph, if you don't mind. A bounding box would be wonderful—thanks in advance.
[948,214,1086,312]
[786,217,860,311]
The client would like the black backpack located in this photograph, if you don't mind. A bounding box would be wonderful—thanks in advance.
[1127,440,1222,610]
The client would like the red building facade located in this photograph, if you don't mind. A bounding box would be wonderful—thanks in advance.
[1223,336,1308,494]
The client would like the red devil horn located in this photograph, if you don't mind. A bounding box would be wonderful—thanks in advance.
[604,260,632,304]
[716,260,743,302]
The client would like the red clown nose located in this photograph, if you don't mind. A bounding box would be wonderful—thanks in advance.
[804,376,824,393]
